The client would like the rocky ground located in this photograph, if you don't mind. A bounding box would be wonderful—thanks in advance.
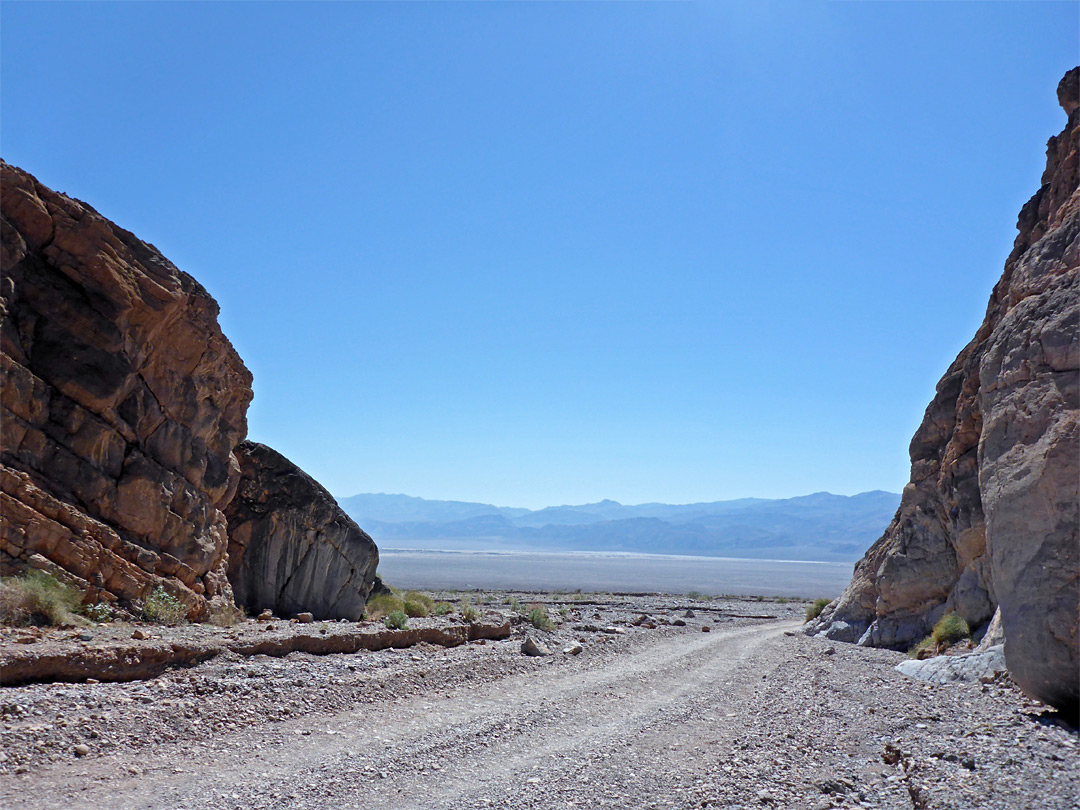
[1,592,1076,810]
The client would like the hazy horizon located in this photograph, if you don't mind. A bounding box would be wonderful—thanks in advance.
[337,487,899,512]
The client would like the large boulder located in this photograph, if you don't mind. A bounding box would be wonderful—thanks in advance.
[808,68,1078,715]
[224,441,379,620]
[0,162,253,619]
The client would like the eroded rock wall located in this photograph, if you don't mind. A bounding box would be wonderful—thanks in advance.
[225,441,379,621]
[0,162,254,619]
[808,69,1078,715]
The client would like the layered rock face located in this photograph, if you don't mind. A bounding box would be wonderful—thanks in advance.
[225,441,379,621]
[1,164,381,624]
[1,162,253,619]
[808,69,1079,715]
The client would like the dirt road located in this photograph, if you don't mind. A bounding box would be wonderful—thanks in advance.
[4,598,1077,810]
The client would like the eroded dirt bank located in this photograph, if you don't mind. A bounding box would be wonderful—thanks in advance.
[1,595,1076,810]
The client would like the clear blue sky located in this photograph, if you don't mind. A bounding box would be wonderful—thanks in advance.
[2,2,1076,508]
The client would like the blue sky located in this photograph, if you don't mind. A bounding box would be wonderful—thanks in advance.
[2,1,1076,508]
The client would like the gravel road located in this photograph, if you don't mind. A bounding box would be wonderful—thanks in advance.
[3,596,1076,810]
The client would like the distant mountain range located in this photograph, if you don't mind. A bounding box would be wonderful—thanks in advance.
[337,491,901,563]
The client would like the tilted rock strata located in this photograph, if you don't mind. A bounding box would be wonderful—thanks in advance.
[808,68,1078,715]
[225,441,379,621]
[0,162,253,619]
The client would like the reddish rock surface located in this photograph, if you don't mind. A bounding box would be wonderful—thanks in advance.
[1,162,253,619]
[808,69,1079,715]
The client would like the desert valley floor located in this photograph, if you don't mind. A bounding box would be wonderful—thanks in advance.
[1,594,1077,810]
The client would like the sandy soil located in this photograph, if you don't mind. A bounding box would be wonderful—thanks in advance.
[1,593,1076,810]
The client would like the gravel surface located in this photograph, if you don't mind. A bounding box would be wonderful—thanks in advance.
[1,593,1076,810]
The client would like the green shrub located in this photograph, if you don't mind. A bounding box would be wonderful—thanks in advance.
[931,612,970,646]
[384,610,408,630]
[460,597,480,622]
[83,602,114,623]
[907,636,937,659]
[0,570,82,626]
[508,597,523,614]
[403,598,429,618]
[686,590,706,601]
[805,598,831,623]
[405,591,434,611]
[141,587,187,625]
[526,605,554,632]
[366,593,404,621]
[434,602,453,616]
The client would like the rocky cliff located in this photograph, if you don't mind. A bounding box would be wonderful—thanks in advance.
[808,68,1079,716]
[1,162,253,619]
[1,163,379,621]
[225,441,379,621]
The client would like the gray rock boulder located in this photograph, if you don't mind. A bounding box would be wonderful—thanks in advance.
[224,441,379,620]
[521,636,552,656]
[896,645,1007,686]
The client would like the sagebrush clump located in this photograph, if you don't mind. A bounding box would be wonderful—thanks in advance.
[805,598,830,622]
[141,587,187,625]
[460,597,480,622]
[907,636,938,659]
[0,570,82,626]
[384,610,408,630]
[403,591,433,618]
[434,602,453,616]
[526,605,555,632]
[932,612,971,646]
[83,602,114,623]
[366,593,404,621]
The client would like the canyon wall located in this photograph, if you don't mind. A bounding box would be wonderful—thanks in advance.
[0,162,253,619]
[807,68,1079,715]
[0,163,378,621]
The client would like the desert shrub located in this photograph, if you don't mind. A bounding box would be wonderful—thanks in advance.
[907,636,937,659]
[365,593,404,621]
[686,590,706,601]
[434,602,453,616]
[805,598,831,622]
[0,570,82,626]
[207,601,245,627]
[460,597,480,622]
[405,591,434,610]
[932,612,970,646]
[83,602,114,623]
[141,587,187,625]
[526,605,555,632]
[384,610,408,630]
[403,598,429,618]
[508,596,524,614]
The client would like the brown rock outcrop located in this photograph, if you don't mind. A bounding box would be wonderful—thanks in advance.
[0,616,512,686]
[225,441,379,621]
[808,68,1078,715]
[1,162,253,619]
